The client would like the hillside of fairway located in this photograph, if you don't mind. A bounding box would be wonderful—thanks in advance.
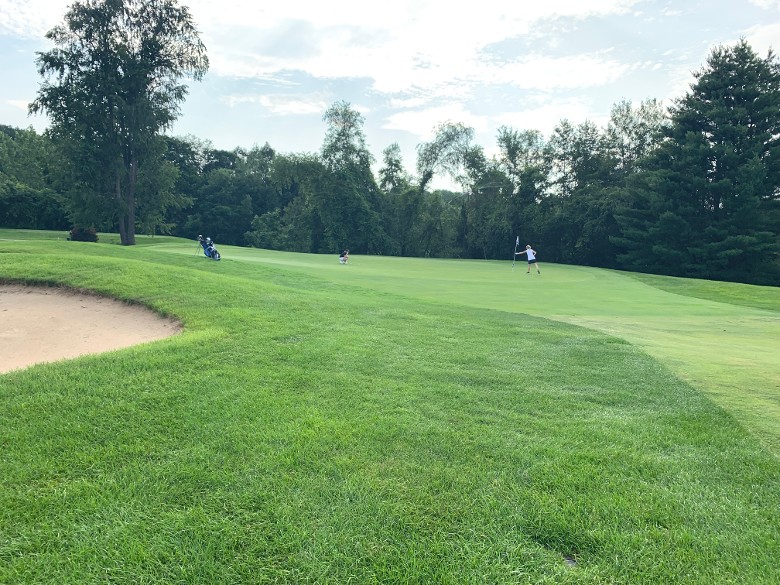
[1,230,779,584]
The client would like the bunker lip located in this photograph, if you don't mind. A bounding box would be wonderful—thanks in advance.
[0,284,182,374]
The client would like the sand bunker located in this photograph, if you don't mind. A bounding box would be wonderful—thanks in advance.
[0,285,182,374]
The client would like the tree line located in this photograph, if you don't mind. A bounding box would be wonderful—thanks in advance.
[0,0,778,285]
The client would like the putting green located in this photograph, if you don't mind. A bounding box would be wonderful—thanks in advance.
[161,244,780,455]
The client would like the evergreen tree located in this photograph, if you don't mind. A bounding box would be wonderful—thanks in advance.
[615,40,780,284]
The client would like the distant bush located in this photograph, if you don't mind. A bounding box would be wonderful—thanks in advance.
[68,226,98,242]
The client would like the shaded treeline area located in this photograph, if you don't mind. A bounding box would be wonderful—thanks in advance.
[1,39,779,285]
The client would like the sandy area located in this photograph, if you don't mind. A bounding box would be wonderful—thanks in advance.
[0,285,182,374]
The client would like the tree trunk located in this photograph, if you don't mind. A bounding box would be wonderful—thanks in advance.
[124,157,137,246]
[115,171,129,245]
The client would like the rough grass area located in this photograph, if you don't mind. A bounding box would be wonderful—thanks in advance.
[1,235,778,584]
[627,270,780,312]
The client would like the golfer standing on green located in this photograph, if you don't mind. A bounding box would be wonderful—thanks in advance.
[515,244,541,274]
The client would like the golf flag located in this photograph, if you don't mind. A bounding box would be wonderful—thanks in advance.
[516,236,520,247]
[512,235,520,270]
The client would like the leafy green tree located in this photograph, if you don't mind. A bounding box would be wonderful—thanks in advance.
[605,99,666,176]
[496,127,548,201]
[246,208,292,251]
[318,101,388,253]
[269,153,324,213]
[0,126,70,230]
[495,127,548,253]
[161,137,253,241]
[321,101,373,172]
[414,123,481,258]
[539,120,619,264]
[377,143,417,256]
[546,119,577,198]
[536,104,666,268]
[202,146,240,173]
[184,168,253,245]
[556,99,669,268]
[0,126,51,190]
[135,137,185,236]
[416,122,474,191]
[30,0,208,245]
[161,135,206,237]
[571,120,613,188]
[236,143,280,219]
[245,153,327,252]
[420,190,461,257]
[378,143,409,194]
[453,145,513,259]
[0,179,69,230]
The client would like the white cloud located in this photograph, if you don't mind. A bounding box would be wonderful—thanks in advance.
[1,0,643,105]
[185,0,640,34]
[0,0,61,37]
[220,93,327,115]
[187,0,641,93]
[745,22,780,54]
[0,0,633,44]
[487,53,630,91]
[5,99,30,111]
[748,0,780,9]
[492,98,596,136]
[4,0,774,177]
[388,96,434,109]
[383,104,489,140]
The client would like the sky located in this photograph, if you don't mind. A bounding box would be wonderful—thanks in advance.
[1,0,779,189]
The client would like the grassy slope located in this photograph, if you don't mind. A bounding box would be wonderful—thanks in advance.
[0,237,779,583]
[627,271,780,312]
[175,243,780,456]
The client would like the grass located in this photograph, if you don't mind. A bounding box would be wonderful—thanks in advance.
[192,243,780,455]
[1,231,779,584]
[627,271,780,312]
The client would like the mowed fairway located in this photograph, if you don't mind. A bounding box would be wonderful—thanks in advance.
[191,243,780,455]
[1,234,779,584]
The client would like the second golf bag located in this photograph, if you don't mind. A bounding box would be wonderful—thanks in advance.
[197,235,221,261]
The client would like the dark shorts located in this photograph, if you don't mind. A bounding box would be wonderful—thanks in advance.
[528,258,537,264]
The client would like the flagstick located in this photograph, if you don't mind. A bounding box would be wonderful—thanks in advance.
[512,236,519,270]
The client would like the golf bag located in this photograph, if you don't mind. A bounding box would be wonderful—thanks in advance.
[197,235,221,261]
